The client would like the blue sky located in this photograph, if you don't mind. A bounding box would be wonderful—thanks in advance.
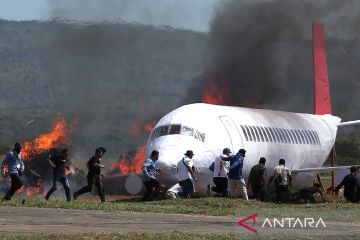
[0,0,219,32]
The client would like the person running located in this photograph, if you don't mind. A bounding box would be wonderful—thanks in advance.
[1,143,25,201]
[248,157,267,201]
[141,150,161,201]
[45,148,71,201]
[334,166,360,203]
[177,150,197,198]
[73,147,106,202]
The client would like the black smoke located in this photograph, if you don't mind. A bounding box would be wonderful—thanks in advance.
[188,0,360,115]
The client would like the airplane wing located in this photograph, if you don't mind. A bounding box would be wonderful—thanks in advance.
[338,120,360,127]
[291,165,360,173]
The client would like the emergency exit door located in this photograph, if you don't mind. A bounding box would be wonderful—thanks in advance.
[219,116,244,152]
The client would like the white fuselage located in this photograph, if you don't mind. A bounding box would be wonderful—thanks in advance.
[146,103,341,195]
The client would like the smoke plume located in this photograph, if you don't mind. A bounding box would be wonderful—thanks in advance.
[189,0,360,115]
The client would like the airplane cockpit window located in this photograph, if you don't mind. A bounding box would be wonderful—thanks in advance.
[169,124,181,134]
[240,125,320,145]
[150,124,206,142]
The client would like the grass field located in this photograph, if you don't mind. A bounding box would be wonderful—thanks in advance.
[0,194,359,222]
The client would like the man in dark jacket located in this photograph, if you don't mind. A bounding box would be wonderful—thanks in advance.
[334,166,360,203]
[1,143,24,200]
[222,149,248,200]
[45,148,71,201]
[248,157,267,201]
[73,147,106,202]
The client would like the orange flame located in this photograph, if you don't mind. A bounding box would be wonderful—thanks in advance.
[22,116,73,161]
[108,146,146,175]
[202,80,229,105]
[144,123,155,133]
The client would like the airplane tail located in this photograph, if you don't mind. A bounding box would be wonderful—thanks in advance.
[313,21,332,115]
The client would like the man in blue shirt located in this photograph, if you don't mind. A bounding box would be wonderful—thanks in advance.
[1,143,25,200]
[222,149,248,200]
[141,150,161,201]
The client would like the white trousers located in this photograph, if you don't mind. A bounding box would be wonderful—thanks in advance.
[228,178,249,200]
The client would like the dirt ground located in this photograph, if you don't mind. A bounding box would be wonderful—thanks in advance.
[0,206,359,238]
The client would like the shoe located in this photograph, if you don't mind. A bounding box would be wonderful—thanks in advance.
[73,192,78,200]
[45,195,49,201]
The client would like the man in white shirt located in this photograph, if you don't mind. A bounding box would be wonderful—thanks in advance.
[177,150,197,198]
[211,148,231,197]
[268,159,292,203]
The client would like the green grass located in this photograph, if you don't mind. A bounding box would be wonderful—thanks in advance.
[1,195,359,222]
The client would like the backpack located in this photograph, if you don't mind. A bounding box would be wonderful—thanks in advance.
[208,162,215,172]
[274,166,286,185]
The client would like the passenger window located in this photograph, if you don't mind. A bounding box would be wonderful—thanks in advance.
[169,124,181,134]
[255,126,265,142]
[264,127,273,142]
[295,130,304,144]
[279,128,290,143]
[306,130,315,144]
[269,128,278,143]
[249,126,259,142]
[299,130,309,144]
[274,128,284,143]
[244,126,253,141]
[260,127,269,142]
[240,125,249,141]
[285,129,294,144]
[312,131,320,145]
[289,129,299,144]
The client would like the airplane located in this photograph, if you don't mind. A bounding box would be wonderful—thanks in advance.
[144,21,360,196]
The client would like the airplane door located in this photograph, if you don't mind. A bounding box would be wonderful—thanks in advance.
[219,116,244,152]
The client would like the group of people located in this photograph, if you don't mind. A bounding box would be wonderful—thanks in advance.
[2,142,359,204]
[141,149,197,201]
[1,143,107,202]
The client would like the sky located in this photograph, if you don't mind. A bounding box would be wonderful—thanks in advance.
[0,0,219,32]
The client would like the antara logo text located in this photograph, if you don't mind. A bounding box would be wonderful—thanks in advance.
[237,214,326,234]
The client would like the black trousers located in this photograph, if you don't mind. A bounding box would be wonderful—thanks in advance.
[344,191,360,203]
[212,177,228,197]
[45,173,71,201]
[275,185,289,203]
[4,174,23,200]
[75,174,105,202]
[178,178,195,198]
[142,178,161,201]
[252,184,266,201]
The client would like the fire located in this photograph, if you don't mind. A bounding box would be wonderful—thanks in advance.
[18,179,43,197]
[144,123,155,133]
[108,146,146,175]
[201,80,229,105]
[22,116,73,161]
